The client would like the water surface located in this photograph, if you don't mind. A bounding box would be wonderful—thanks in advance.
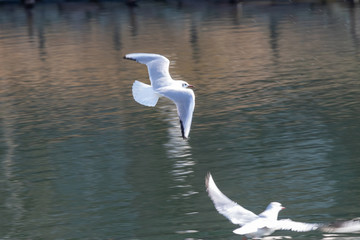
[0,1,360,239]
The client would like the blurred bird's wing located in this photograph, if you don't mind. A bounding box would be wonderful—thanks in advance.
[320,218,360,233]
[276,219,320,232]
[205,173,258,225]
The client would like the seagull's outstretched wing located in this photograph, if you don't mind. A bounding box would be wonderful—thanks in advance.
[278,217,360,233]
[276,219,320,232]
[124,53,171,87]
[320,218,360,233]
[157,87,195,139]
[205,173,258,225]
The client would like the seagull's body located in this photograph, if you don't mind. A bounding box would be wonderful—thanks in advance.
[205,173,360,239]
[124,53,195,139]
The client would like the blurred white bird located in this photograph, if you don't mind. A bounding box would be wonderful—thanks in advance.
[205,173,360,239]
[124,53,195,139]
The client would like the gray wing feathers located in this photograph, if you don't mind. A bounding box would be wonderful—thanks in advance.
[277,217,360,233]
[157,87,195,139]
[205,173,258,225]
[124,53,171,87]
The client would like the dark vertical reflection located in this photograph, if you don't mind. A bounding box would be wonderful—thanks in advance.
[26,9,34,38]
[190,17,200,63]
[268,15,280,64]
[348,5,360,58]
[113,24,122,52]
[128,7,138,37]
[37,20,47,61]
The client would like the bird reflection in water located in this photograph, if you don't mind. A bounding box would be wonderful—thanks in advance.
[159,104,198,199]
[1,100,24,238]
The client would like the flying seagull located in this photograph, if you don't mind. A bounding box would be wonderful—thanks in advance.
[124,53,195,139]
[205,173,360,239]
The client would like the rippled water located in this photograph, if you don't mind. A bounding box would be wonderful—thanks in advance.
[0,1,360,239]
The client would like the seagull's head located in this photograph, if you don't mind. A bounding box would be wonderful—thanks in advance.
[178,80,194,89]
[259,202,285,220]
[267,202,286,211]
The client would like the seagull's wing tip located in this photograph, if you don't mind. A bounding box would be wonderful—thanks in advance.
[205,172,212,190]
[124,55,136,61]
[206,172,212,180]
[180,119,186,139]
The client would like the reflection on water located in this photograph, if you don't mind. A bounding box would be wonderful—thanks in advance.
[0,91,24,239]
[0,1,360,239]
[161,103,198,198]
[322,234,360,240]
[158,103,200,238]
[261,237,292,240]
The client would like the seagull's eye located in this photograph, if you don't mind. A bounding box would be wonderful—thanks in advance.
[182,83,187,88]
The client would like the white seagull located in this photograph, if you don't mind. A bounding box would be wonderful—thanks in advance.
[124,53,195,139]
[205,173,360,239]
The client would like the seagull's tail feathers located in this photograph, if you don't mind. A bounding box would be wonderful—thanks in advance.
[132,80,160,107]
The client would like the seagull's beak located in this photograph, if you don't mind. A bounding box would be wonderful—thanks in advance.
[187,85,194,88]
[281,206,286,210]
